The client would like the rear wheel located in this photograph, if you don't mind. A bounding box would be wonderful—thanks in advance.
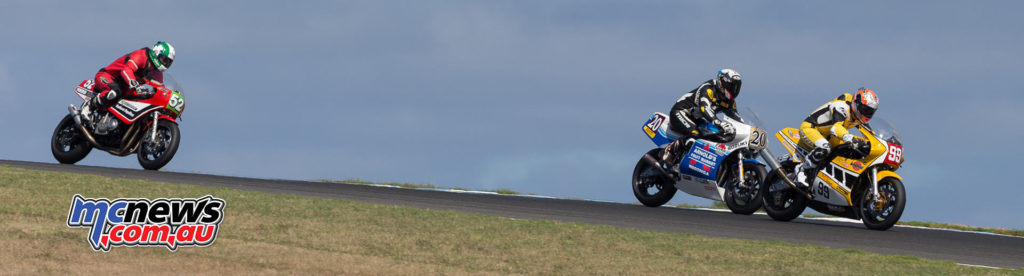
[858,177,906,230]
[632,149,677,207]
[761,162,807,221]
[137,119,180,170]
[51,114,92,164]
[724,161,766,215]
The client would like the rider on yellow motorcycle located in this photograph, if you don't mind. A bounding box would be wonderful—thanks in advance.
[794,88,880,187]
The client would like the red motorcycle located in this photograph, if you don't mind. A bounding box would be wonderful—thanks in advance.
[51,73,185,170]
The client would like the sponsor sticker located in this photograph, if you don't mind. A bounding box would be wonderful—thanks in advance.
[851,161,864,171]
[680,140,723,179]
[66,195,225,252]
[788,129,800,140]
[644,126,656,138]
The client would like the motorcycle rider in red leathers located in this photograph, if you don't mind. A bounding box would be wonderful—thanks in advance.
[80,41,175,122]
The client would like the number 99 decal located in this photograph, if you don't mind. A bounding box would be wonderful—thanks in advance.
[884,144,903,166]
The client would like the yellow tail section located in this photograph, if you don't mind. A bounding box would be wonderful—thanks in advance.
[775,128,802,157]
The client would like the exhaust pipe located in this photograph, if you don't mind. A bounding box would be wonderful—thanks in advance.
[759,148,812,199]
[642,153,677,179]
[68,105,83,126]
[67,104,102,148]
[771,168,811,199]
[67,105,148,156]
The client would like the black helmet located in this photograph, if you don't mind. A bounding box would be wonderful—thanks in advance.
[715,69,742,101]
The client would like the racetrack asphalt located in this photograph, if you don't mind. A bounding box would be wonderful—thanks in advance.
[3,159,1022,269]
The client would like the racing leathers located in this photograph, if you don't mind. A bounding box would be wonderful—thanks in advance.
[82,48,161,121]
[795,93,869,186]
[660,79,740,174]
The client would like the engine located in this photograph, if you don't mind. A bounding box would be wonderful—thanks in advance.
[93,113,119,135]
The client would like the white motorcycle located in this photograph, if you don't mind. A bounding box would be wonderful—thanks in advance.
[632,109,770,214]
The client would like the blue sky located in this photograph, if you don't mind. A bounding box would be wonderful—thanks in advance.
[2,1,1022,229]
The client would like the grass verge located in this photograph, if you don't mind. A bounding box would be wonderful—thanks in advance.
[1,166,1019,274]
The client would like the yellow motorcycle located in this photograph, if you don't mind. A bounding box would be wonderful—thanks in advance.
[761,118,906,230]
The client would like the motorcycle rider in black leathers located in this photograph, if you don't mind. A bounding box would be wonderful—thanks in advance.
[659,69,744,175]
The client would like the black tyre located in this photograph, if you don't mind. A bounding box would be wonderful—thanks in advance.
[858,177,906,230]
[137,119,180,170]
[761,163,807,221]
[632,149,677,207]
[51,114,92,164]
[724,161,766,215]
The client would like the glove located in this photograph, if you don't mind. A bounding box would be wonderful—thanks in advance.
[841,134,855,144]
[715,119,736,137]
[708,119,735,143]
[125,79,152,97]
[850,138,870,156]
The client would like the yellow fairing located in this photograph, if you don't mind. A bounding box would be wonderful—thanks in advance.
[775,128,802,156]
[830,125,889,174]
[876,170,902,181]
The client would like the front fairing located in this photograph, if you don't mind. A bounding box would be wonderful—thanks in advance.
[109,73,184,122]
[154,72,184,94]
[144,72,185,118]
[832,117,902,173]
[865,118,902,146]
[862,118,903,170]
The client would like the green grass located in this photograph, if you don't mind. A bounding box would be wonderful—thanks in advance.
[1,166,1020,274]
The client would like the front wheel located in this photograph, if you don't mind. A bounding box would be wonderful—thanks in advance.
[858,177,906,230]
[137,119,180,170]
[632,149,677,207]
[51,114,92,164]
[761,162,807,221]
[723,161,766,215]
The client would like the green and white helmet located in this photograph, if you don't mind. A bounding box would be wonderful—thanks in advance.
[148,41,175,72]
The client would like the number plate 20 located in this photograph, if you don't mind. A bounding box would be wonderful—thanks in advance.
[644,113,668,138]
[748,127,768,150]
